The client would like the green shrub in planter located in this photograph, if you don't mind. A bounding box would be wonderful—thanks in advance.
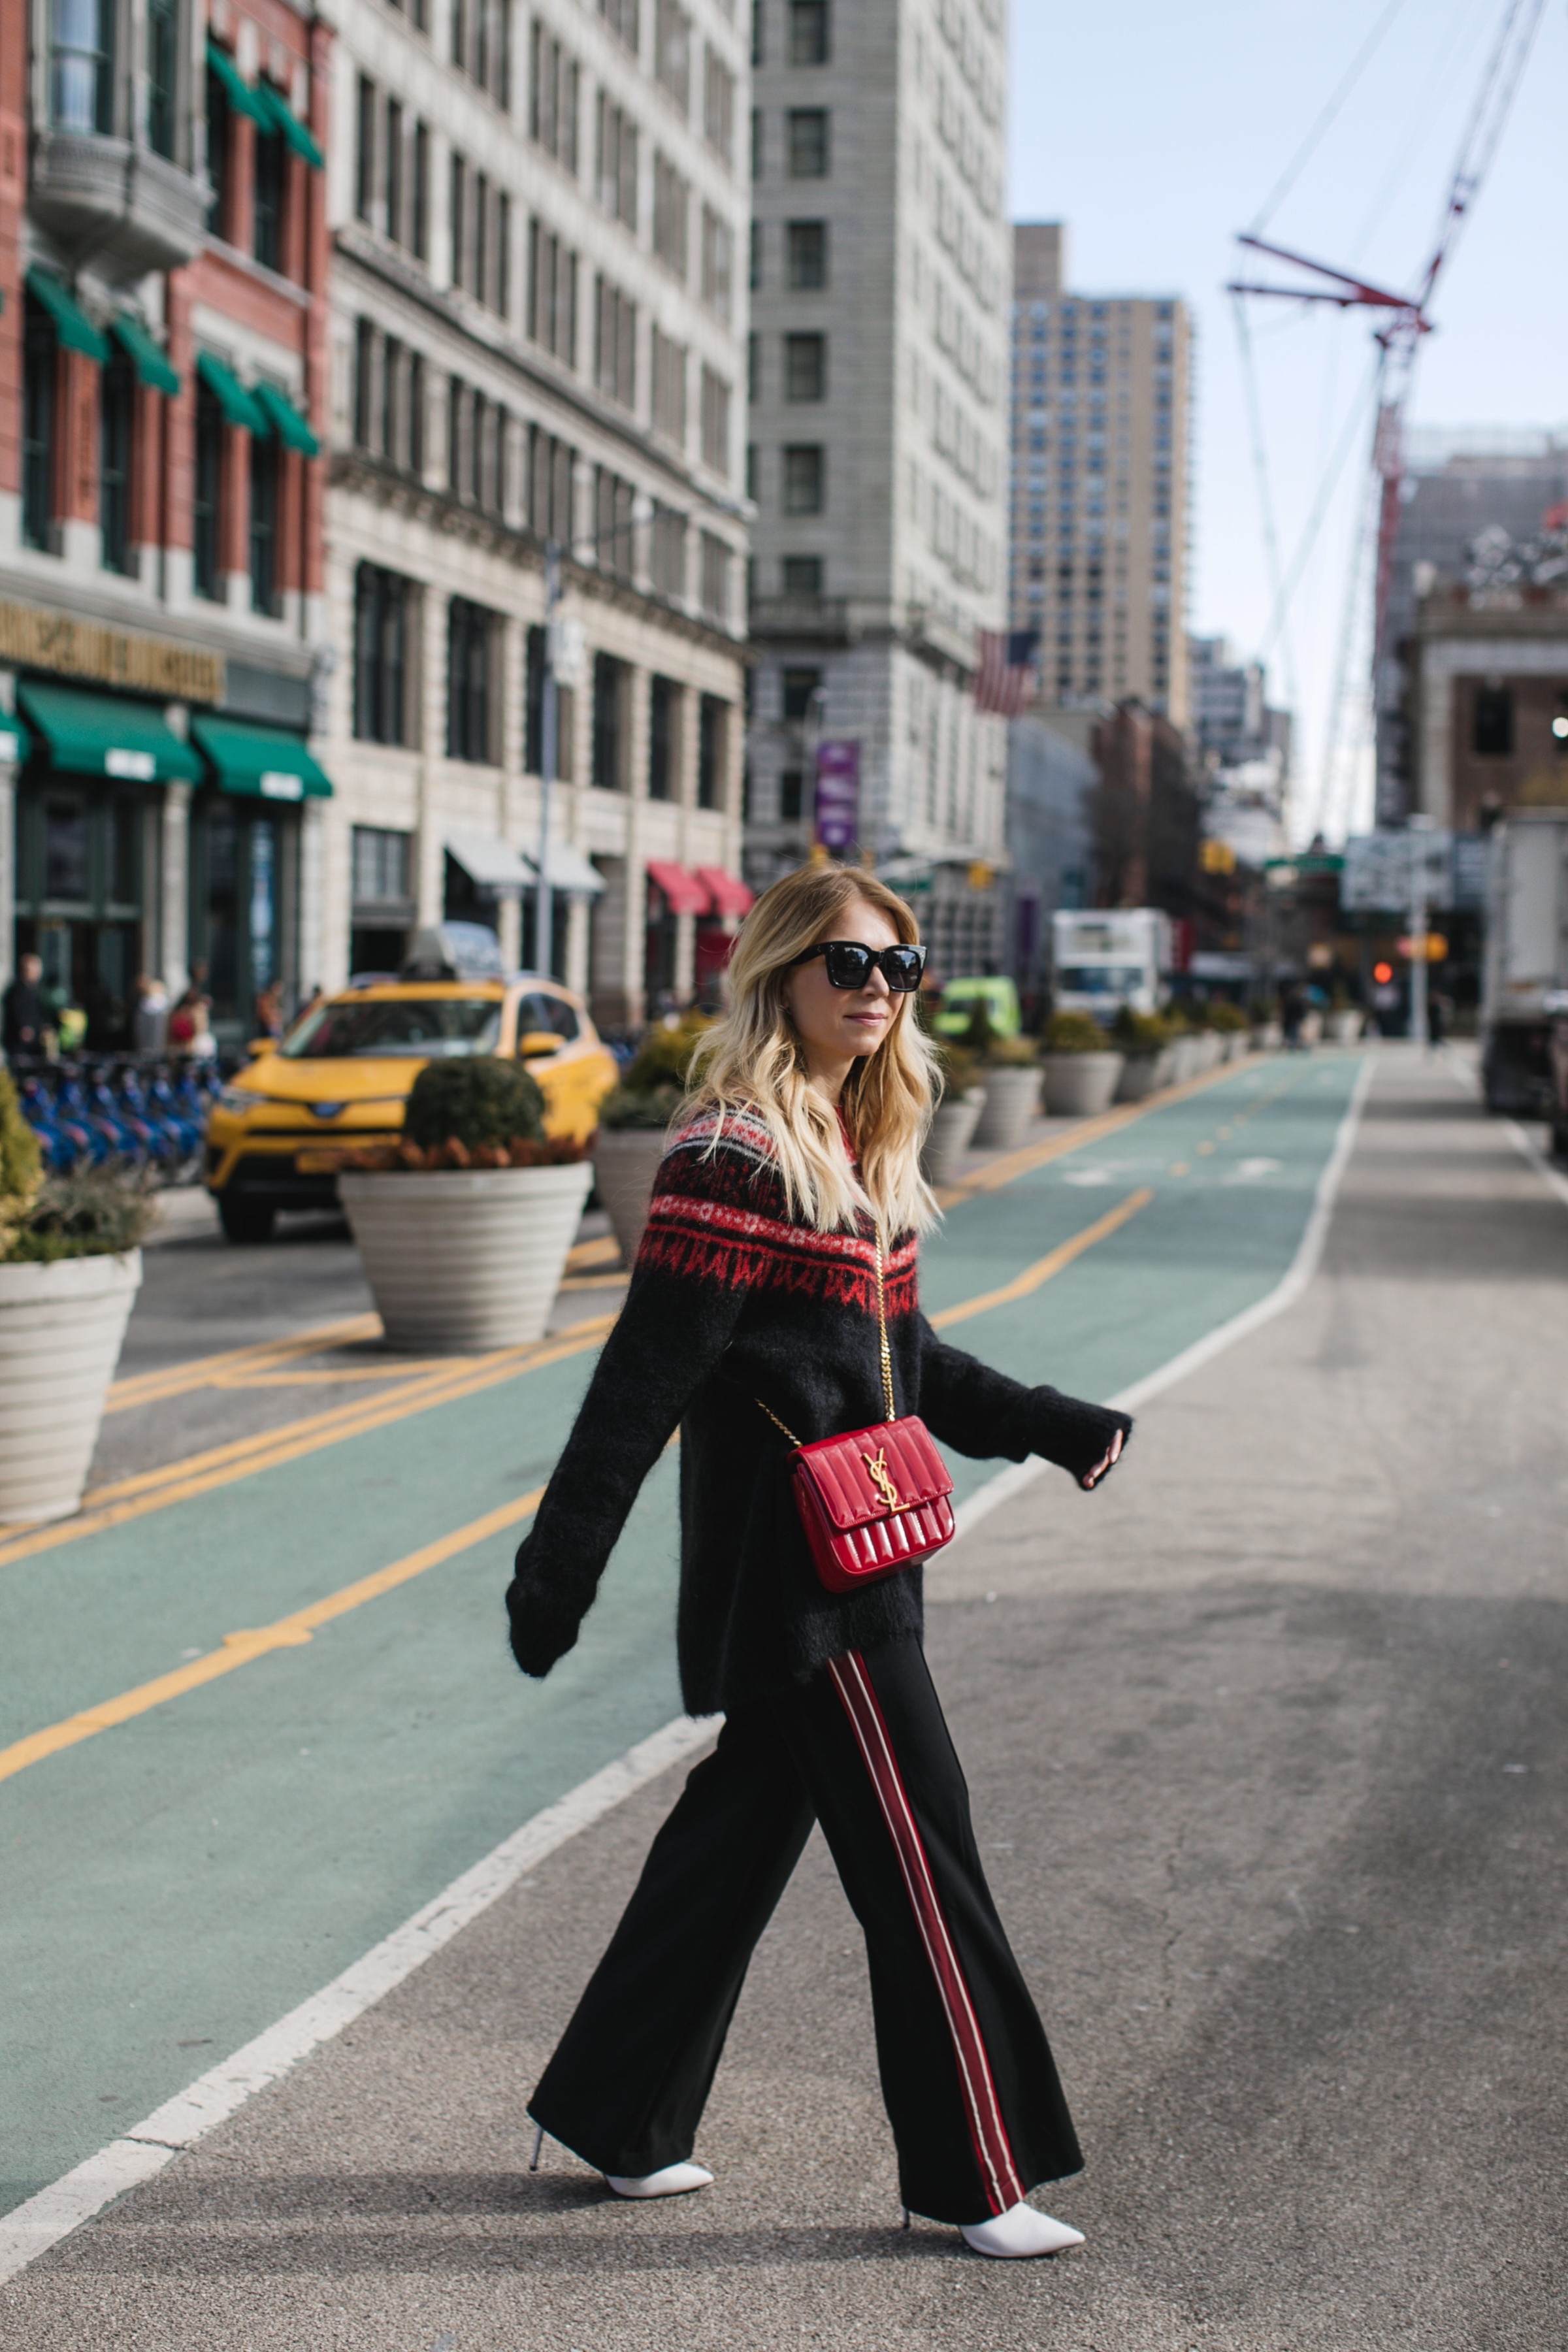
[404,1056,546,1152]
[600,1015,713,1132]
[934,1043,982,1097]
[1043,1009,1109,1054]
[1111,1006,1172,1056]
[6,1168,157,1263]
[1207,1000,1250,1034]
[0,1068,42,1250]
[985,1032,1039,1068]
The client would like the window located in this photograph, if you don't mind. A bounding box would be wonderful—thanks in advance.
[600,0,638,52]
[782,444,824,514]
[781,554,822,596]
[354,317,376,448]
[21,295,56,554]
[354,566,414,743]
[749,220,761,290]
[747,329,759,401]
[790,0,828,62]
[745,441,757,500]
[593,653,625,788]
[447,598,494,760]
[594,276,636,408]
[497,193,512,316]
[250,435,280,615]
[146,0,178,157]
[651,328,686,443]
[192,379,222,597]
[530,22,580,169]
[50,0,114,131]
[787,108,828,176]
[356,76,376,222]
[528,220,578,364]
[254,116,284,270]
[751,106,762,179]
[596,94,638,228]
[700,206,732,321]
[700,537,730,627]
[1474,685,1514,758]
[454,0,512,100]
[352,826,413,906]
[751,0,764,64]
[527,425,576,541]
[449,152,468,287]
[781,666,819,720]
[656,0,691,107]
[595,466,635,580]
[698,694,725,806]
[704,48,734,164]
[779,768,804,820]
[700,365,730,474]
[784,332,824,400]
[649,674,676,797]
[651,506,686,598]
[653,153,689,276]
[412,121,430,257]
[385,98,404,240]
[99,344,134,575]
[787,219,826,287]
[206,63,232,235]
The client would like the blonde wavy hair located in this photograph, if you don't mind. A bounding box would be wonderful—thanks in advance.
[685,864,941,1236]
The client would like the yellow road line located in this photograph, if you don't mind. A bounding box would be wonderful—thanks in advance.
[928,1189,1154,1330]
[0,1487,549,1788]
[0,1318,613,1573]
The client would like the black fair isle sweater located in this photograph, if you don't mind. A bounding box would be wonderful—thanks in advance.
[506,1107,1132,1715]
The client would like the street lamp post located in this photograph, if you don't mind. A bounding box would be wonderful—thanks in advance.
[1408,820,1432,1049]
[534,542,561,979]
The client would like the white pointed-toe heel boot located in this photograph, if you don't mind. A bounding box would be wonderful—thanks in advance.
[960,2201,1085,2258]
[603,2162,715,2199]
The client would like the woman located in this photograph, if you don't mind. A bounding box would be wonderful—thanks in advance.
[506,865,1130,2259]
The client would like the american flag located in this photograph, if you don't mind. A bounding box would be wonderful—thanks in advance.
[973,629,1040,717]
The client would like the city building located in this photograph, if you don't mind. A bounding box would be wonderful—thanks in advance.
[0,0,333,1041]
[324,0,753,1030]
[1375,427,1568,823]
[1003,711,1093,1003]
[1188,632,1291,871]
[743,0,1011,981]
[1406,557,1568,833]
[1008,223,1193,725]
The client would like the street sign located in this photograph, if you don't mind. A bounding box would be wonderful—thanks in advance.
[1341,829,1453,911]
[814,741,860,851]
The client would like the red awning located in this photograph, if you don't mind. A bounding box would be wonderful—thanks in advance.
[645,858,710,916]
[696,866,755,919]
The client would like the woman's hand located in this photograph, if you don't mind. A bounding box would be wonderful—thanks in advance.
[1079,1427,1125,1492]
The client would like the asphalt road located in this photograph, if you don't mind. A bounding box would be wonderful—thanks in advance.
[5,1048,1562,2347]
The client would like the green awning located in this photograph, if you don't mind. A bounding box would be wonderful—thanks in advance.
[18,683,202,785]
[251,378,319,458]
[197,351,268,436]
[206,39,268,124]
[112,312,180,397]
[254,79,325,169]
[0,715,31,767]
[24,269,108,365]
[191,716,332,801]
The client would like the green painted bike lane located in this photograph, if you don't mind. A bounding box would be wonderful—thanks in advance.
[0,1053,1364,2210]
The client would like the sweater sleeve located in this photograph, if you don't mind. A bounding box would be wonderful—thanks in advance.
[504,1132,759,1677]
[915,1313,1132,1488]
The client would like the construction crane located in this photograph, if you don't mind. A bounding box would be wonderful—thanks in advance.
[1228,0,1546,838]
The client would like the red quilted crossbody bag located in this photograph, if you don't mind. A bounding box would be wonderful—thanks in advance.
[757,1239,955,1595]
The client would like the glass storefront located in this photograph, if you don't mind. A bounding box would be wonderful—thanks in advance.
[15,779,152,1051]
[190,793,297,1038]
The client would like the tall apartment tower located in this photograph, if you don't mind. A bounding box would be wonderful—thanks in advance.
[325,0,753,1026]
[1008,223,1193,725]
[745,0,1011,978]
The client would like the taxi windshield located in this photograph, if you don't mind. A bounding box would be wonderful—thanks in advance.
[280,998,502,1059]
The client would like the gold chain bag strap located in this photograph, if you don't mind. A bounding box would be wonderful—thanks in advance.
[757,1237,955,1595]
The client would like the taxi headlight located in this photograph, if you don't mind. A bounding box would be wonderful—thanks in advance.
[218,1084,268,1113]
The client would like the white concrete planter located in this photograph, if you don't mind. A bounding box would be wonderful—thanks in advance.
[922,1089,986,1185]
[1194,1033,1224,1073]
[1218,1031,1250,1061]
[1166,1036,1200,1084]
[1252,1021,1283,1051]
[1115,1047,1175,1102]
[0,1250,141,1523]
[1327,1009,1365,1042]
[970,1066,1042,1150]
[339,1162,593,1352]
[594,1128,670,1266]
[1043,1052,1125,1117]
[1300,1011,1324,1046]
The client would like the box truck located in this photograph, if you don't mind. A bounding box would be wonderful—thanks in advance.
[1051,909,1172,1019]
[1480,810,1568,1115]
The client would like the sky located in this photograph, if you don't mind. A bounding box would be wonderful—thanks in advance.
[1008,0,1568,841]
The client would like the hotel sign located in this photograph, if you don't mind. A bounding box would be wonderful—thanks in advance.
[0,600,225,704]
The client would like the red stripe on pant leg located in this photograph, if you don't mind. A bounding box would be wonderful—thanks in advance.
[827,1652,1023,2215]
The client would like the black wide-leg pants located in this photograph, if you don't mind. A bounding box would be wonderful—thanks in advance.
[528,1635,1082,2226]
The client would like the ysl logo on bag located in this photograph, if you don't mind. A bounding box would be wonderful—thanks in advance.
[862,1447,901,1511]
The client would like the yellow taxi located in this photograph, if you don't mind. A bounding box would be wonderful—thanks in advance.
[205,967,617,1241]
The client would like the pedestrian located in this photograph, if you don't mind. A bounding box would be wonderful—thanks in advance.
[506,862,1131,2259]
[2,952,48,1060]
[133,973,169,1057]
[1281,981,1306,1051]
[168,965,215,1061]
[253,979,284,1040]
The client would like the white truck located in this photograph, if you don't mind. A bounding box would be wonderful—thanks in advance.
[1051,909,1172,1019]
[1480,810,1568,1115]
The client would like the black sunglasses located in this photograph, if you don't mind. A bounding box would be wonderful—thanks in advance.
[788,940,928,992]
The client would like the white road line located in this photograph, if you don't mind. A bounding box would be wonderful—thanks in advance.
[1,1054,1376,2287]
[1503,1119,1568,1214]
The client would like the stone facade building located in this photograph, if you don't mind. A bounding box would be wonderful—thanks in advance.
[324,0,752,1030]
[0,0,333,1039]
[1009,222,1192,726]
[743,0,1010,983]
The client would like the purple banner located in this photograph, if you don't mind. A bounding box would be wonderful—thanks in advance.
[814,741,860,852]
